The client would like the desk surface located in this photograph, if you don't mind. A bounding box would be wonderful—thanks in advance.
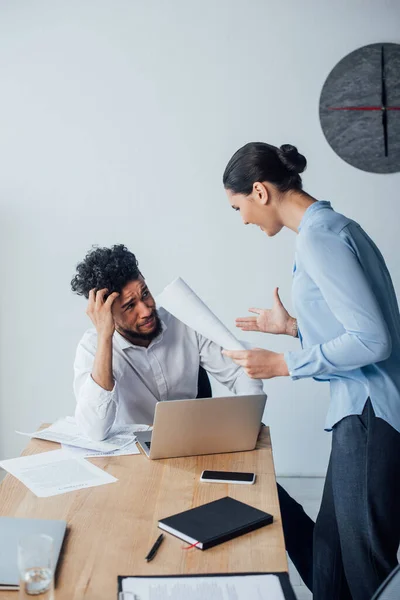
[0,426,287,600]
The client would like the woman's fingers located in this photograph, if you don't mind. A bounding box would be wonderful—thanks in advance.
[248,307,263,315]
[222,349,248,359]
[235,316,258,330]
[273,287,284,307]
[222,349,249,366]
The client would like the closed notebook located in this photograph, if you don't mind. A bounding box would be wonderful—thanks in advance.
[0,517,67,590]
[158,496,273,550]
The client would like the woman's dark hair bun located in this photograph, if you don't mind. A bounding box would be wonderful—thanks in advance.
[279,144,307,175]
[223,141,307,195]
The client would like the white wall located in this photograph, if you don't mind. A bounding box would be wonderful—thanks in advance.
[0,0,399,476]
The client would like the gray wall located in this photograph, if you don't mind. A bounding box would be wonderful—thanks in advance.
[0,0,399,475]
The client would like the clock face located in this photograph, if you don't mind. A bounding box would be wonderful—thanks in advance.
[319,43,400,173]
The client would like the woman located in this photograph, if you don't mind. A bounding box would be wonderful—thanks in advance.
[222,142,400,600]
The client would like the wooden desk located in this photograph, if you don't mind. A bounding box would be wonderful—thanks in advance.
[0,426,287,599]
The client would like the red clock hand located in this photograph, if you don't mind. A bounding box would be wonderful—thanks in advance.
[328,106,400,110]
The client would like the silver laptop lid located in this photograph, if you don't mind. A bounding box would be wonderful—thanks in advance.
[147,394,266,459]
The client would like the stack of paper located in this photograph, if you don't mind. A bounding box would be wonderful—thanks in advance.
[16,418,138,453]
[61,425,151,458]
[1,421,152,497]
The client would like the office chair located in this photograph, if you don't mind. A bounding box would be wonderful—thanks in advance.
[371,564,400,599]
[196,367,266,425]
[196,365,212,399]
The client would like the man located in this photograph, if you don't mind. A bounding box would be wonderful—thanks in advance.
[71,244,264,440]
[71,244,314,591]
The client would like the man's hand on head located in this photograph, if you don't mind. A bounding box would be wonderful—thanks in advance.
[86,288,119,340]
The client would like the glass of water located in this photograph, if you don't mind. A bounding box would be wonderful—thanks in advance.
[18,534,54,599]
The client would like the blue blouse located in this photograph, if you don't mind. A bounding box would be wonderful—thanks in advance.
[284,201,400,432]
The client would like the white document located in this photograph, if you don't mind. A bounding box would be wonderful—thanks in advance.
[120,573,286,600]
[16,418,135,453]
[0,450,117,497]
[156,277,245,351]
[61,439,140,458]
[61,424,151,458]
[107,424,152,436]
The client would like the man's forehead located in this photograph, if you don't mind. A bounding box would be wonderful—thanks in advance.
[120,277,148,300]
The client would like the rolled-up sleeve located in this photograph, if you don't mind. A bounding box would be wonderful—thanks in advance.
[285,229,392,380]
[73,332,118,440]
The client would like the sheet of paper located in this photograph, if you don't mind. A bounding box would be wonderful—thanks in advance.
[16,418,135,453]
[121,574,286,600]
[61,439,140,458]
[108,424,152,436]
[156,277,245,351]
[0,450,117,497]
[61,424,151,457]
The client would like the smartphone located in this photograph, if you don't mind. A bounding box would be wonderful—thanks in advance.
[200,470,256,485]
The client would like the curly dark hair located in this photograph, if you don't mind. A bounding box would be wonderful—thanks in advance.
[71,244,141,298]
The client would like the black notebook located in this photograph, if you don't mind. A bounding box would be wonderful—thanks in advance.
[158,496,273,550]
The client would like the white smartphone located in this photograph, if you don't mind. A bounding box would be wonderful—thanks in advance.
[200,470,256,485]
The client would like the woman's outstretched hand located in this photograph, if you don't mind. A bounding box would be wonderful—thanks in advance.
[235,287,297,336]
[222,348,289,379]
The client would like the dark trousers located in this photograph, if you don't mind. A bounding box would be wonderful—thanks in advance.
[313,399,400,600]
[277,482,314,591]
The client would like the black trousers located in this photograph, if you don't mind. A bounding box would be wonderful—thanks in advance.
[277,482,314,591]
[313,399,400,600]
[277,399,400,599]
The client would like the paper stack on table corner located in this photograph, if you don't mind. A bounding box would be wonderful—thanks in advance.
[61,424,152,458]
[3,422,152,497]
[156,277,245,351]
[15,418,138,453]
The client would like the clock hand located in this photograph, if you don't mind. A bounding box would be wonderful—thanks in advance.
[328,106,400,110]
[381,45,388,157]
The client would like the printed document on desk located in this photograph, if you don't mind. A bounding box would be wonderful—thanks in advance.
[61,424,151,457]
[119,573,293,600]
[16,418,135,453]
[0,449,117,497]
[156,277,245,351]
[61,439,140,458]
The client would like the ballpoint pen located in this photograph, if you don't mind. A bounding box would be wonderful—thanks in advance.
[145,533,164,562]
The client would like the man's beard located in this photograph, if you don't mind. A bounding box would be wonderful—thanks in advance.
[117,311,163,344]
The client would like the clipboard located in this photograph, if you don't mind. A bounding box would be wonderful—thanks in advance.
[117,572,297,600]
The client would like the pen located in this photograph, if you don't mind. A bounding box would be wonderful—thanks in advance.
[145,533,164,562]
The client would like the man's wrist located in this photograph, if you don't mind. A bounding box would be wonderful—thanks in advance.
[98,332,114,345]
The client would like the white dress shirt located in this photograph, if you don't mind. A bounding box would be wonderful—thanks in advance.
[74,307,264,440]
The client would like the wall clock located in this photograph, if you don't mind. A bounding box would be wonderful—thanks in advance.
[319,43,400,173]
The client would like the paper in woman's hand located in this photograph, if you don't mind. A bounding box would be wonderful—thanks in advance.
[156,277,244,351]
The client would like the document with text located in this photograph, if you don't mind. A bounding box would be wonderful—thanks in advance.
[0,450,117,497]
[61,438,140,458]
[16,418,135,453]
[60,423,151,457]
[120,573,286,600]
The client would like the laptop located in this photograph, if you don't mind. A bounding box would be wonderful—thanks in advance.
[135,394,266,460]
[0,517,66,590]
